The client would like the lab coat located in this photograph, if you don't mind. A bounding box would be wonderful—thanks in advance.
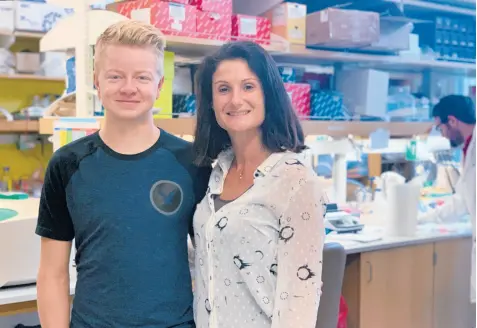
[424,128,475,303]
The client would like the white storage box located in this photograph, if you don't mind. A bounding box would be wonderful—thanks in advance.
[14,0,73,32]
[15,52,41,74]
[335,68,389,118]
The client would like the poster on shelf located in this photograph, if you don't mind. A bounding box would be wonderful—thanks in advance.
[52,117,100,152]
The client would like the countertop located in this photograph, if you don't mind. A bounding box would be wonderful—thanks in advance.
[0,198,39,222]
[0,222,472,307]
[326,222,473,254]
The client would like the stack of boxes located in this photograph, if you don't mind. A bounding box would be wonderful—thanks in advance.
[107,0,197,37]
[264,2,307,46]
[0,0,73,76]
[107,0,272,44]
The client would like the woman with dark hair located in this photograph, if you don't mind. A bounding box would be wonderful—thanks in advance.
[191,41,325,328]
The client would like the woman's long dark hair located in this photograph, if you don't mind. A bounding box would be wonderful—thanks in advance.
[192,41,306,166]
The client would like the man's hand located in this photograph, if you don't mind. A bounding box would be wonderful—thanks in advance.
[37,237,72,328]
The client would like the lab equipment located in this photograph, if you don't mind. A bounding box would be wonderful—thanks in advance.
[324,203,364,234]
[0,196,76,288]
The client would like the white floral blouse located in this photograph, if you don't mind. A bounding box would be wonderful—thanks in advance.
[192,149,326,328]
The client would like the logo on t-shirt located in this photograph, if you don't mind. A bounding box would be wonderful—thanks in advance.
[150,180,183,215]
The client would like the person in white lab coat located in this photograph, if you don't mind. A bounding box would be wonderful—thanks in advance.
[422,95,475,305]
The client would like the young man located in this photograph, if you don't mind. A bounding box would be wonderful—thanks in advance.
[423,94,475,304]
[36,21,210,328]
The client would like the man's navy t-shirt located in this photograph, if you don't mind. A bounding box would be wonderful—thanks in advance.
[36,129,210,328]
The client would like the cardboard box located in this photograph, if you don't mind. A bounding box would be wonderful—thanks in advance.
[196,11,231,40]
[264,2,306,45]
[232,15,271,45]
[189,0,232,15]
[306,8,380,48]
[108,0,197,37]
[15,52,41,74]
[364,20,413,52]
[284,83,311,118]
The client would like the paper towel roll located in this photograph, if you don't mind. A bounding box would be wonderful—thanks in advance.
[385,182,421,237]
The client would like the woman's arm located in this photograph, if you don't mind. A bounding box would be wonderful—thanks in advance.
[272,175,325,328]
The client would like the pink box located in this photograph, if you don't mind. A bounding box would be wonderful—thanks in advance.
[110,0,197,37]
[190,0,232,15]
[196,11,231,40]
[232,14,271,45]
[284,83,311,118]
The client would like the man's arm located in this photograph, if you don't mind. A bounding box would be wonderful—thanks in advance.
[420,192,468,224]
[35,151,75,328]
[37,238,72,328]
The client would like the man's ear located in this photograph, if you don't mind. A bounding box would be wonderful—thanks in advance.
[156,76,164,100]
[94,71,100,97]
[448,115,458,126]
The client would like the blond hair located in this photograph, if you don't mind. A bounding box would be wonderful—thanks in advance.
[95,20,166,77]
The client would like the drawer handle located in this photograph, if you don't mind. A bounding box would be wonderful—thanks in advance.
[366,261,373,283]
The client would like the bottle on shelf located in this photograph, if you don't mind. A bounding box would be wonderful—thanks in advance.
[0,167,12,192]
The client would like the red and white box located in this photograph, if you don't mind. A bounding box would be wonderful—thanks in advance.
[189,0,232,15]
[196,11,231,40]
[108,0,197,37]
[284,83,311,118]
[232,14,271,45]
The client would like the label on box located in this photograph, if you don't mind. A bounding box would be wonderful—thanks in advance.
[320,10,328,22]
[288,4,306,19]
[239,17,257,35]
[169,3,186,21]
[405,139,417,161]
[171,22,183,31]
[289,26,303,39]
[282,67,293,75]
[369,128,389,150]
[131,8,151,23]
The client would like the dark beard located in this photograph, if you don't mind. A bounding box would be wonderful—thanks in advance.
[450,134,464,148]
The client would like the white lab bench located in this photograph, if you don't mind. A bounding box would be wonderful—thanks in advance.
[0,223,473,328]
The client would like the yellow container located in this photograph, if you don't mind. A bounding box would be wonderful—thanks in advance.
[153,78,173,118]
[153,51,175,118]
[265,2,307,45]
[163,51,175,80]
